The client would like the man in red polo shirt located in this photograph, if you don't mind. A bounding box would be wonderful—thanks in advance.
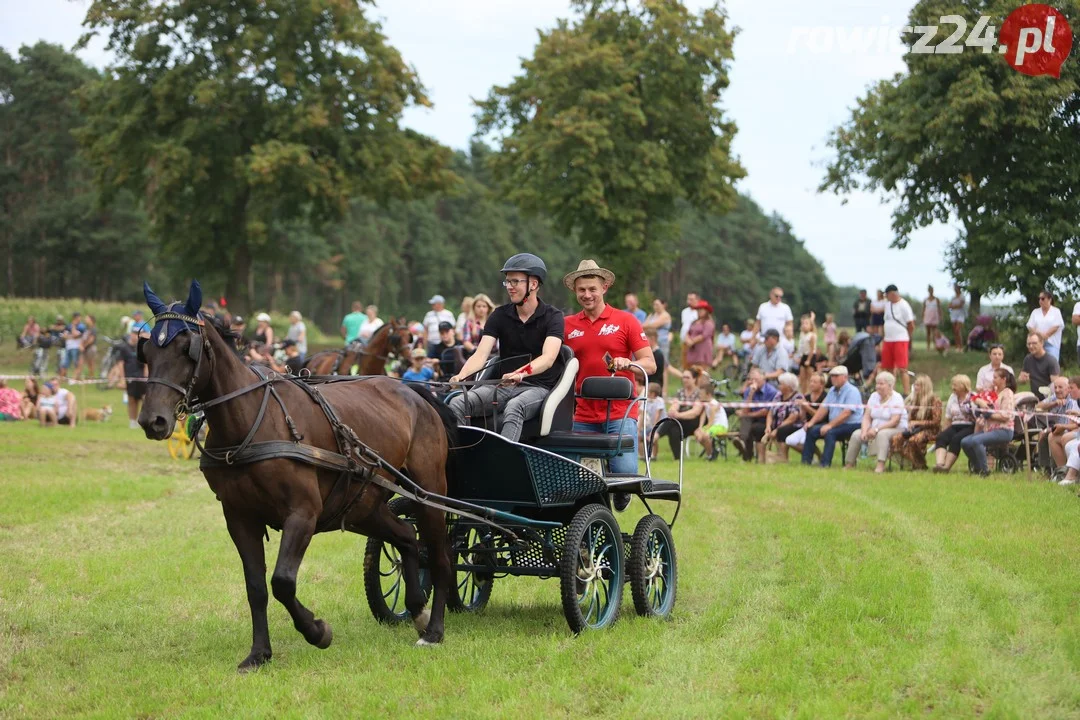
[562,260,656,476]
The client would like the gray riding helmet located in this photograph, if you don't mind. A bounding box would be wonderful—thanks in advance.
[500,253,548,285]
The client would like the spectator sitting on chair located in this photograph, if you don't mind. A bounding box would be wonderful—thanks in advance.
[784,372,829,459]
[801,365,864,468]
[762,372,804,462]
[732,368,780,462]
[844,371,907,474]
[975,344,1013,391]
[657,366,708,460]
[881,284,915,395]
[18,315,40,349]
[1034,376,1079,470]
[1047,375,1080,468]
[750,329,790,384]
[932,374,976,473]
[1018,333,1060,400]
[1027,290,1064,362]
[0,379,23,421]
[961,367,1016,476]
[889,374,942,471]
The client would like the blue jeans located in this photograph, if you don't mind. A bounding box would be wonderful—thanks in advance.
[572,419,639,475]
[1045,342,1060,362]
[801,422,860,467]
[61,347,79,369]
[961,428,1014,473]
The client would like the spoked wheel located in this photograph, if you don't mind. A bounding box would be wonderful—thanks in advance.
[363,498,432,625]
[167,423,192,460]
[628,515,677,619]
[559,504,623,633]
[447,523,494,613]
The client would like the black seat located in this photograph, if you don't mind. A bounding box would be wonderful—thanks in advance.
[532,430,635,453]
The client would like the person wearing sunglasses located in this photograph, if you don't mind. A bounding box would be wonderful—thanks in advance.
[753,287,793,338]
[448,253,564,442]
[1027,291,1064,362]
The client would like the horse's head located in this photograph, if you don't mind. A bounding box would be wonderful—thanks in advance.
[387,317,412,358]
[137,280,213,440]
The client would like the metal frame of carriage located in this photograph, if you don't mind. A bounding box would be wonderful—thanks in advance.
[362,352,685,633]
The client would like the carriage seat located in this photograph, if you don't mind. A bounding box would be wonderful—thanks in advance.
[528,375,636,456]
[518,346,578,441]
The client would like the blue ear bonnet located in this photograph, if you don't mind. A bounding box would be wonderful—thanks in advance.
[144,280,203,348]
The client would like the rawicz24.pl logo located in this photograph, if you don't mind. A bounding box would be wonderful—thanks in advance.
[907,3,1073,77]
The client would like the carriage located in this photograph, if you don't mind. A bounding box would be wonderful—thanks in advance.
[362,348,684,632]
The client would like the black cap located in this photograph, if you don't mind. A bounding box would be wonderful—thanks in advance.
[231,315,245,325]
[438,321,454,332]
[885,284,898,293]
[764,328,780,339]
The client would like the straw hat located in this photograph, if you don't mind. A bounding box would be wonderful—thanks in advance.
[562,259,616,290]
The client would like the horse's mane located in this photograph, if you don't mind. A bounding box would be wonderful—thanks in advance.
[200,312,245,359]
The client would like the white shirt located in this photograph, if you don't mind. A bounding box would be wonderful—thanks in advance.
[1028,306,1064,349]
[358,317,384,342]
[1074,303,1080,345]
[866,390,907,430]
[883,299,915,342]
[756,301,793,335]
[679,306,697,341]
[423,309,455,345]
[716,332,736,349]
[55,388,71,419]
[976,363,1014,391]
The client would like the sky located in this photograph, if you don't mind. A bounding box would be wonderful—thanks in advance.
[0,0,975,300]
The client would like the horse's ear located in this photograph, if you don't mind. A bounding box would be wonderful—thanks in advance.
[143,281,168,317]
[184,279,202,317]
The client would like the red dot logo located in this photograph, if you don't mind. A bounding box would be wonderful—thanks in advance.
[999,4,1073,77]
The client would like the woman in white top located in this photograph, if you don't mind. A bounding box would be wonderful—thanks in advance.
[923,285,941,352]
[357,305,384,343]
[286,311,307,359]
[1027,291,1064,362]
[975,344,1013,391]
[845,371,907,472]
[455,296,474,341]
[869,290,887,336]
[948,284,966,349]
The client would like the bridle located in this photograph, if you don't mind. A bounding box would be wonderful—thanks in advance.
[142,309,213,419]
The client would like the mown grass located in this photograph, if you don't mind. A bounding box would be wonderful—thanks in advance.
[2,413,1080,718]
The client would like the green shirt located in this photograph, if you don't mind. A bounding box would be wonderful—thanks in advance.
[342,312,366,343]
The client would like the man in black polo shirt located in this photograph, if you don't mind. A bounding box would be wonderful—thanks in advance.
[449,253,565,442]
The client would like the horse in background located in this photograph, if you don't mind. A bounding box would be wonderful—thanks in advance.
[304,318,411,376]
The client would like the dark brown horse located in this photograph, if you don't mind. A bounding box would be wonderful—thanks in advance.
[304,319,411,376]
[136,282,453,670]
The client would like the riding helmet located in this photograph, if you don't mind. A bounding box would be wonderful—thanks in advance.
[500,253,548,285]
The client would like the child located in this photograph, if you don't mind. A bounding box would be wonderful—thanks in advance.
[782,321,797,367]
[823,313,838,360]
[694,398,729,461]
[737,318,757,365]
[401,348,436,383]
[797,313,819,393]
[37,382,58,427]
[641,382,666,460]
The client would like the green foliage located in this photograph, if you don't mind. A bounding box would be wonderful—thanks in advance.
[475,0,745,285]
[820,0,1080,305]
[77,0,455,313]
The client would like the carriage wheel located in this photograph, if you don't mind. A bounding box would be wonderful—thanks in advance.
[628,515,678,619]
[167,425,191,460]
[559,504,623,633]
[363,498,432,625]
[447,524,494,613]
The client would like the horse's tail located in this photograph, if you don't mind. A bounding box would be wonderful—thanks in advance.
[405,383,459,483]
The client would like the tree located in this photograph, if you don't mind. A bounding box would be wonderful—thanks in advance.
[475,0,745,286]
[77,0,455,313]
[820,0,1080,306]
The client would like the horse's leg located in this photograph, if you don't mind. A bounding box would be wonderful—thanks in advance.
[350,500,430,631]
[223,508,273,672]
[271,511,333,649]
[412,503,452,646]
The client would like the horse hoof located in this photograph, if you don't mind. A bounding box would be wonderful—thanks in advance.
[237,652,272,673]
[412,607,431,635]
[314,620,333,649]
[415,637,440,647]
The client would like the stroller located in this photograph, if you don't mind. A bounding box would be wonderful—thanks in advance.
[841,331,882,395]
[966,315,997,351]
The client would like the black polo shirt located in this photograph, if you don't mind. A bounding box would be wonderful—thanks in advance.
[483,299,565,389]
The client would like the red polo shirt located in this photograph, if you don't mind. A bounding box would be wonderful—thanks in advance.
[563,304,649,424]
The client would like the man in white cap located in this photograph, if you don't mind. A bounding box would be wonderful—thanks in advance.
[801,364,864,467]
[423,295,455,358]
[562,260,655,477]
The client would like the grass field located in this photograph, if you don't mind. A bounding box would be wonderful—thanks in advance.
[3,389,1080,718]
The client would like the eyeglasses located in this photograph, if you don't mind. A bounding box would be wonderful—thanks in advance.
[502,279,527,288]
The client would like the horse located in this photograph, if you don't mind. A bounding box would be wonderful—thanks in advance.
[304,319,410,376]
[136,281,454,671]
